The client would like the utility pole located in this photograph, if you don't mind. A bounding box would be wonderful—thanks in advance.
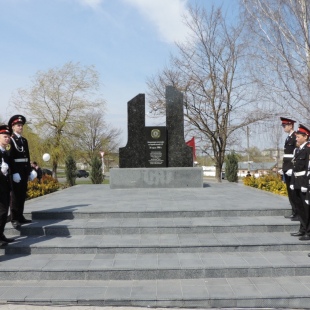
[247,126,250,171]
[100,151,105,174]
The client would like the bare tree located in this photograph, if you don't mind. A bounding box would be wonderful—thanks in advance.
[241,0,310,122]
[11,62,105,178]
[74,110,122,166]
[22,125,45,167]
[147,5,270,181]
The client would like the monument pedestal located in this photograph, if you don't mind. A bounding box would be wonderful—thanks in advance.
[110,167,203,189]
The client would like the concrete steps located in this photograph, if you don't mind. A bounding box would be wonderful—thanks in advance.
[0,183,309,308]
[2,232,310,255]
[1,251,310,280]
[4,215,298,236]
[29,209,290,219]
[1,277,310,308]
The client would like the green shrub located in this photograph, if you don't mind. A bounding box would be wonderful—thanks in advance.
[65,154,77,186]
[225,152,238,182]
[90,156,104,184]
[27,175,60,200]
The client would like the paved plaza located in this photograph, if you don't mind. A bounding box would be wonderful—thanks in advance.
[0,179,308,309]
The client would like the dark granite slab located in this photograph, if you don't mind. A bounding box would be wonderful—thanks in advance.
[166,86,192,167]
[119,94,147,168]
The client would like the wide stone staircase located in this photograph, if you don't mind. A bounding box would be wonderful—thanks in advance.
[1,182,310,308]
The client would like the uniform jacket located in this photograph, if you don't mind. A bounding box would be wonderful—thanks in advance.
[282,132,297,172]
[291,142,310,189]
[0,148,14,205]
[9,133,31,176]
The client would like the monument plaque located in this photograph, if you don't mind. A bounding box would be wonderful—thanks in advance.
[145,126,167,167]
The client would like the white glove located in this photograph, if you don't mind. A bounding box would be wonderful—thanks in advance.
[278,169,283,175]
[290,184,294,190]
[286,169,293,176]
[301,187,308,193]
[29,170,37,181]
[306,200,309,205]
[1,159,8,176]
[13,173,21,183]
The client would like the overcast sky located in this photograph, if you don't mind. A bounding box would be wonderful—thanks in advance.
[0,0,238,146]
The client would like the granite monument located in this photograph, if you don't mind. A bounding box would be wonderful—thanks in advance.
[111,86,203,188]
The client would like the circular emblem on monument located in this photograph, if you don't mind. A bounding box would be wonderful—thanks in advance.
[151,129,161,139]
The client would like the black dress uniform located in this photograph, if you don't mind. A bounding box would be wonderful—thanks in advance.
[8,115,32,228]
[280,117,297,219]
[290,124,310,240]
[0,125,15,245]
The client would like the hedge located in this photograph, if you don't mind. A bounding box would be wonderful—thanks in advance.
[27,175,60,200]
[242,174,287,196]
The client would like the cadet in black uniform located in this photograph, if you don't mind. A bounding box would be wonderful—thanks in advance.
[289,124,310,240]
[0,125,15,245]
[8,115,33,229]
[280,117,298,220]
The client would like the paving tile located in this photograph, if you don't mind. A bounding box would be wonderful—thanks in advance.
[203,277,229,285]
[231,284,262,297]
[135,258,158,268]
[104,286,132,299]
[180,278,207,286]
[50,287,79,301]
[24,287,59,301]
[249,276,278,284]
[65,260,92,270]
[94,254,115,259]
[227,277,253,285]
[131,283,157,299]
[0,286,38,301]
[206,285,235,298]
[182,284,208,298]
[221,256,249,267]
[296,275,310,284]
[157,280,182,299]
[255,283,289,297]
[280,283,310,295]
[88,259,114,269]
[158,258,180,268]
[158,235,179,243]
[114,253,137,260]
[243,257,272,267]
[201,258,225,268]
[262,253,297,265]
[113,259,137,268]
[157,253,179,260]
[177,253,200,260]
[77,286,107,300]
[179,258,204,268]
[41,260,70,270]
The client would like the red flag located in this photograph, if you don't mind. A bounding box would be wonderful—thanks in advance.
[186,137,196,160]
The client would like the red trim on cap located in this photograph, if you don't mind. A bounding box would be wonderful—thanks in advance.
[298,128,310,135]
[281,120,293,124]
[0,130,9,134]
[12,119,23,125]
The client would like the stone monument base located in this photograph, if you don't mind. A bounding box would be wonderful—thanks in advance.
[110,167,203,189]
